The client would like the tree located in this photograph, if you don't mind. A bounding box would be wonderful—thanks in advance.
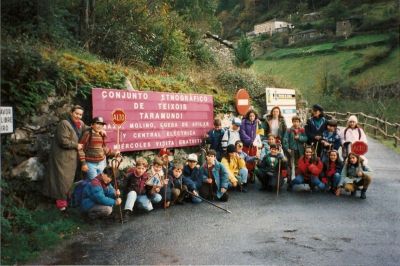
[234,35,253,68]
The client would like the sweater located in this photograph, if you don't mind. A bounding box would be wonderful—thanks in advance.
[79,129,114,163]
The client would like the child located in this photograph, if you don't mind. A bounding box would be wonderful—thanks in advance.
[123,158,161,221]
[168,163,201,204]
[147,157,168,208]
[199,149,229,202]
[338,152,372,199]
[221,117,242,151]
[221,144,248,192]
[320,120,341,163]
[182,154,203,203]
[283,116,308,167]
[340,115,367,159]
[255,144,286,191]
[204,118,225,161]
[159,148,174,174]
[259,134,278,161]
[235,140,258,164]
[79,117,120,179]
[81,167,122,220]
[322,150,343,195]
[288,146,325,192]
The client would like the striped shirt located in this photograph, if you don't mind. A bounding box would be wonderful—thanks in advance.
[79,130,113,163]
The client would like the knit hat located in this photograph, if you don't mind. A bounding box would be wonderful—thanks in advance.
[348,115,358,123]
[159,148,171,157]
[226,144,236,153]
[232,117,242,126]
[187,153,198,162]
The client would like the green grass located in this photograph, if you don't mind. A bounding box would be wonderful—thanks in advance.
[264,43,336,59]
[336,34,391,48]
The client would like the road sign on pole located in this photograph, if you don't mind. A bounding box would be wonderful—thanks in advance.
[112,109,126,149]
[235,89,250,116]
[351,141,368,155]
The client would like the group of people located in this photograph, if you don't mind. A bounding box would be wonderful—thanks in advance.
[42,103,372,222]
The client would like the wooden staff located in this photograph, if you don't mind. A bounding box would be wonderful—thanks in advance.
[111,158,123,224]
[164,160,169,209]
[276,159,281,197]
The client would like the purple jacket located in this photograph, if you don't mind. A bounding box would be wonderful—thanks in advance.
[239,118,257,147]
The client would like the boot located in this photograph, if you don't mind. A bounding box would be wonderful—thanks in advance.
[240,183,248,193]
[123,210,132,222]
[360,189,366,199]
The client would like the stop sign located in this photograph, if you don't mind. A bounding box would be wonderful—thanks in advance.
[112,109,126,126]
[351,141,368,155]
[235,89,250,116]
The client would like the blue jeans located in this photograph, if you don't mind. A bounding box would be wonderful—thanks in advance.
[228,168,248,188]
[86,159,107,180]
[124,191,162,211]
[292,174,326,190]
[330,173,341,188]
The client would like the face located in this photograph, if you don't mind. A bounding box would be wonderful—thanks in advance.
[349,155,358,164]
[292,120,300,128]
[153,164,163,173]
[267,136,275,144]
[161,155,169,164]
[206,154,215,164]
[101,173,112,184]
[327,125,335,132]
[187,160,197,169]
[272,108,280,118]
[312,109,321,118]
[71,108,83,122]
[92,122,104,132]
[305,148,313,158]
[235,143,243,152]
[232,124,239,130]
[135,165,147,176]
[329,152,338,162]
[249,113,256,122]
[270,148,278,155]
[348,121,356,128]
[228,152,236,158]
[173,168,182,178]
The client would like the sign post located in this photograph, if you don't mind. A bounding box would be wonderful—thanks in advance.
[0,107,14,134]
[112,108,126,149]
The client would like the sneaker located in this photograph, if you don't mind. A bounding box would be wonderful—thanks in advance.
[360,190,366,199]
[240,184,248,193]
[123,210,132,222]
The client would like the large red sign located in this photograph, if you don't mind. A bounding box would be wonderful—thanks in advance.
[351,141,368,156]
[235,88,250,116]
[92,88,214,152]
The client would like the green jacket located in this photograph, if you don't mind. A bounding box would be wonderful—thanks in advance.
[283,127,308,155]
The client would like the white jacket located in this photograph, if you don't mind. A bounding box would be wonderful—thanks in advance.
[340,127,367,145]
[221,128,241,149]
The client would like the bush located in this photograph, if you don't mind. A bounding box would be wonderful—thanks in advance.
[234,35,253,67]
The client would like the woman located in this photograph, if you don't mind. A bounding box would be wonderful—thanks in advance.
[262,106,287,142]
[43,105,87,211]
[239,109,260,183]
[305,104,327,157]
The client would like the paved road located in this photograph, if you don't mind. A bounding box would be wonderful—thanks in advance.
[37,137,400,265]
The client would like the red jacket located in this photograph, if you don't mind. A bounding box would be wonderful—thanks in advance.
[297,156,323,180]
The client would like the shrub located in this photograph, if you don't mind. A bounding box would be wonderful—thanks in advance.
[234,35,253,67]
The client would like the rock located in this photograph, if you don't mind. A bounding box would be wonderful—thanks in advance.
[125,78,135,91]
[39,102,50,114]
[11,128,31,143]
[117,156,137,170]
[11,157,45,181]
[31,114,59,128]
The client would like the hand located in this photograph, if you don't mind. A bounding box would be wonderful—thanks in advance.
[287,149,292,153]
[193,190,199,196]
[206,178,213,184]
[77,144,83,150]
[115,198,122,205]
[100,130,107,137]
[294,135,299,140]
[357,171,363,177]
[315,136,321,140]
[115,151,121,158]
[232,181,238,187]
[81,164,89,172]
[116,189,121,197]
[204,133,209,138]
[221,188,227,194]
[163,178,169,185]
[155,187,161,193]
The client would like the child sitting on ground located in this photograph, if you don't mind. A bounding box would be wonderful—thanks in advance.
[123,158,161,221]
[256,144,286,192]
[147,157,167,208]
[322,150,343,195]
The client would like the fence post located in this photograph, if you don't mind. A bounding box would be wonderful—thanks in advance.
[374,118,379,137]
[364,115,368,134]
[394,134,398,148]
[383,119,388,139]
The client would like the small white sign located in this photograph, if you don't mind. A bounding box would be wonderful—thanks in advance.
[265,88,297,127]
[0,107,14,134]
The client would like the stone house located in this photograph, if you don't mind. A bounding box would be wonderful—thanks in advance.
[253,19,293,36]
[288,29,324,45]
[336,17,362,38]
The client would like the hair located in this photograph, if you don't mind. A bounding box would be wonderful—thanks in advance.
[244,109,258,120]
[235,140,243,146]
[71,105,84,113]
[102,166,114,177]
[328,150,342,164]
[153,157,163,166]
[213,118,221,126]
[304,145,313,152]
[267,133,276,140]
[173,163,184,170]
[135,157,148,168]
[269,106,284,119]
[206,149,217,157]
[292,116,301,122]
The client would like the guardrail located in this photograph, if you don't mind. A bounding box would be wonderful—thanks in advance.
[325,111,400,148]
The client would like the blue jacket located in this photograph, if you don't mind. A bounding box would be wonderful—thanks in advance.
[305,116,327,144]
[206,128,225,153]
[199,160,229,199]
[322,130,341,150]
[81,175,116,212]
[182,165,202,191]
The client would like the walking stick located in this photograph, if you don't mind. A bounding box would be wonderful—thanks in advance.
[164,161,169,209]
[291,150,295,181]
[111,158,123,224]
[186,191,232,214]
[276,159,281,197]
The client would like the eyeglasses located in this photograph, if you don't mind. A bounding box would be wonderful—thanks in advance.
[237,145,243,148]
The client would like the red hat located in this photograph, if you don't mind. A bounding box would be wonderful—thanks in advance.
[159,148,171,157]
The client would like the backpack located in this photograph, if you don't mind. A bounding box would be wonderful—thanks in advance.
[344,127,361,141]
[69,179,91,208]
